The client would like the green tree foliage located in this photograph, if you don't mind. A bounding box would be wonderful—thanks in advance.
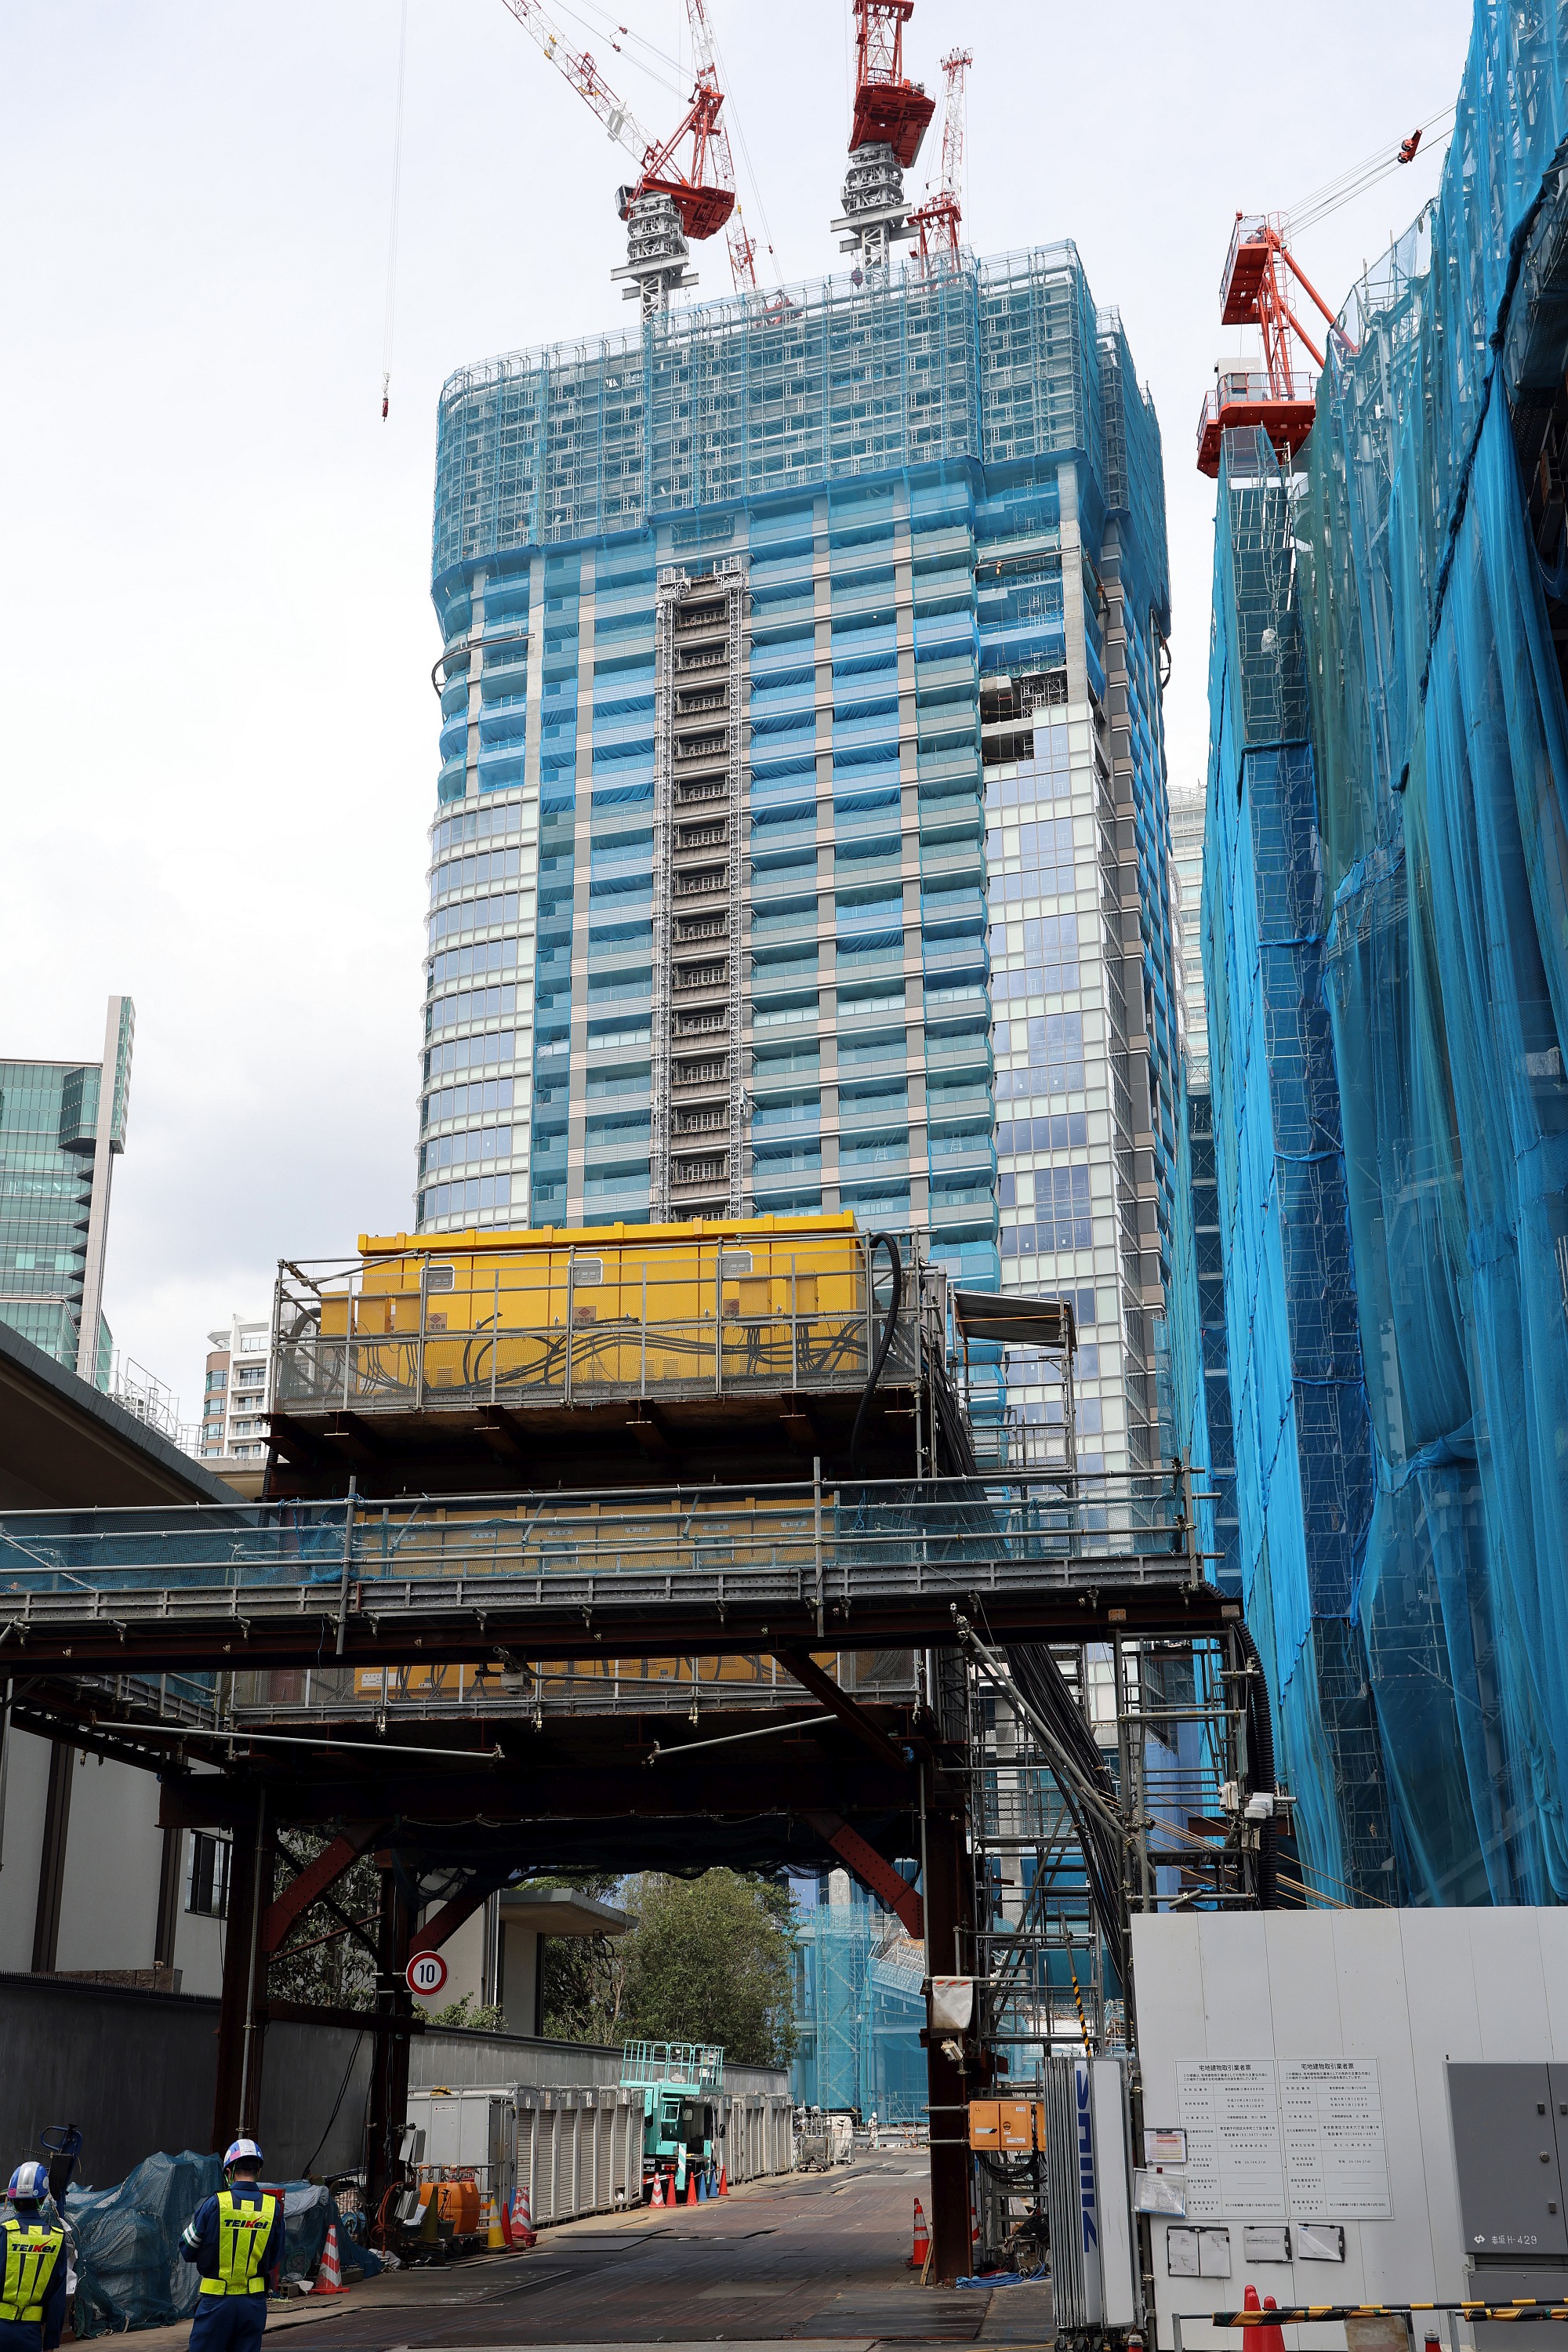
[539,1873,632,2045]
[427,1992,506,2031]
[540,1871,797,2065]
[267,1833,379,2011]
[623,1873,798,2067]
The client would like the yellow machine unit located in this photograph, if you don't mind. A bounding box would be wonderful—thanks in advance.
[313,1215,869,1402]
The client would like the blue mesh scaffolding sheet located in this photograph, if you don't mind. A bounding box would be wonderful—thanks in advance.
[1293,0,1568,1904]
[1203,430,1391,1907]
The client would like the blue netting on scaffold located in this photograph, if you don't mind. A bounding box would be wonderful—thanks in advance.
[1207,0,1568,1906]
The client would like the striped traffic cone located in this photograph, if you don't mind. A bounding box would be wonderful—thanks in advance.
[650,2172,664,2208]
[313,2223,349,2296]
[906,2198,929,2270]
[483,2187,506,2249]
[510,2184,536,2249]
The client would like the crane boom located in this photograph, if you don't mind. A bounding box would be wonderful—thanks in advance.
[495,0,659,164]
[682,0,757,289]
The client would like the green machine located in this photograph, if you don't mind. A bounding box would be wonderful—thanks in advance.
[621,2041,725,2201]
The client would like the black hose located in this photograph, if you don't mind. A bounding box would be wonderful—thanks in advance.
[301,2031,367,2178]
[1233,1617,1279,1908]
[849,1234,902,1476]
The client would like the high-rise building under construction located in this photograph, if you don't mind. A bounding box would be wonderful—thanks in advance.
[417,246,1200,1473]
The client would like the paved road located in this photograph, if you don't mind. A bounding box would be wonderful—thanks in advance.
[123,2154,1051,2350]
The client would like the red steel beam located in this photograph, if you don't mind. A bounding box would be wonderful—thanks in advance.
[260,1821,384,1955]
[808,1810,923,1940]
[409,1867,514,1958]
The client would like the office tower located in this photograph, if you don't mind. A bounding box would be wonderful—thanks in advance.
[1167,785,1237,1585]
[419,247,1197,1473]
[1167,786,1207,1076]
[201,1316,273,1460]
[0,996,134,1386]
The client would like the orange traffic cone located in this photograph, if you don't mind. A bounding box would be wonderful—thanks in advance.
[717,2165,728,2197]
[906,2198,930,2270]
[651,2173,665,2208]
[1242,2285,1286,2352]
[685,2170,698,2206]
[314,2223,349,2297]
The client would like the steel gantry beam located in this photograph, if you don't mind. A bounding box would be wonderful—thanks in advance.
[0,1467,1228,1675]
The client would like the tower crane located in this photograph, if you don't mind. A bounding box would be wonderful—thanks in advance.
[907,46,971,268]
[1196,213,1342,476]
[496,0,758,318]
[832,0,935,281]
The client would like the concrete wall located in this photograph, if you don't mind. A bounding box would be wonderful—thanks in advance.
[0,1974,220,2186]
[0,1977,371,2187]
[0,1729,223,1994]
[0,1733,50,1970]
[0,1977,789,2198]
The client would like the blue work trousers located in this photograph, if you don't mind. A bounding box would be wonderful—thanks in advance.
[188,2293,267,2352]
[0,2321,49,2352]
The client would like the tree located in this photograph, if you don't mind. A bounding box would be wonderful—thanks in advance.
[539,1872,633,2045]
[267,1833,379,2012]
[619,1871,798,2068]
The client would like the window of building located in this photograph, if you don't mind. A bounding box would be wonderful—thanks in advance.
[186,1831,230,1918]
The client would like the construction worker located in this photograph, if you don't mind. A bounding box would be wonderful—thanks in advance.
[0,2162,67,2352]
[179,2140,281,2350]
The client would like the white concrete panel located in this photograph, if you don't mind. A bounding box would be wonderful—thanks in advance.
[430,1904,486,2011]
[1473,1910,1552,2059]
[1136,1917,1207,2131]
[1196,1911,1276,2053]
[172,1862,225,1999]
[1539,1914,1568,2055]
[1265,1909,1342,2052]
[55,1753,162,1971]
[1132,1911,1568,2352]
[0,1729,50,1969]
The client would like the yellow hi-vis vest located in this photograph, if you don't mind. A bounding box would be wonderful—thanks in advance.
[0,2219,63,2323]
[199,2190,278,2297]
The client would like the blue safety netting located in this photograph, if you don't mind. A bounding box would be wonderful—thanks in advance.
[1206,0,1568,1903]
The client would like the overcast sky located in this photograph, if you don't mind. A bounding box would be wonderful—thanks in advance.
[0,0,1468,1429]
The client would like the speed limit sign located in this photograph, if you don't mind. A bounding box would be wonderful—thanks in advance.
[406,1951,448,1998]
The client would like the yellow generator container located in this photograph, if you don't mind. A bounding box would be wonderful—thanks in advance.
[310,1214,872,1408]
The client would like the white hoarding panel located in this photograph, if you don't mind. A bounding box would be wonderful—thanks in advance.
[1133,1912,1568,2352]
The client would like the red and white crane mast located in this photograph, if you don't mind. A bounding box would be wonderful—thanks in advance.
[832,0,935,280]
[908,46,971,267]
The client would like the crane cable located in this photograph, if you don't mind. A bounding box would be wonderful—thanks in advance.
[1284,103,1455,238]
[380,0,409,422]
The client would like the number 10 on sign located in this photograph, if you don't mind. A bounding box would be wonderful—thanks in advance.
[407,1951,448,1997]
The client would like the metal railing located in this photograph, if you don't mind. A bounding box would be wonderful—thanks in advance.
[226,1651,920,1722]
[270,1233,936,1420]
[0,1464,1204,1636]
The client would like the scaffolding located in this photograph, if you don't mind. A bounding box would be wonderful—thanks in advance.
[431,246,1114,585]
[1203,0,1568,1905]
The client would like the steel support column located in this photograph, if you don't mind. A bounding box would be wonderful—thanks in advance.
[365,1864,415,2216]
[212,1805,270,2151]
[922,1802,973,2285]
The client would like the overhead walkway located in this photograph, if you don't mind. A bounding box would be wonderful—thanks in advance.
[0,1465,1221,1674]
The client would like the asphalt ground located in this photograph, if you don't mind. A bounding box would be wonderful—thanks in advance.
[112,2153,1053,2350]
